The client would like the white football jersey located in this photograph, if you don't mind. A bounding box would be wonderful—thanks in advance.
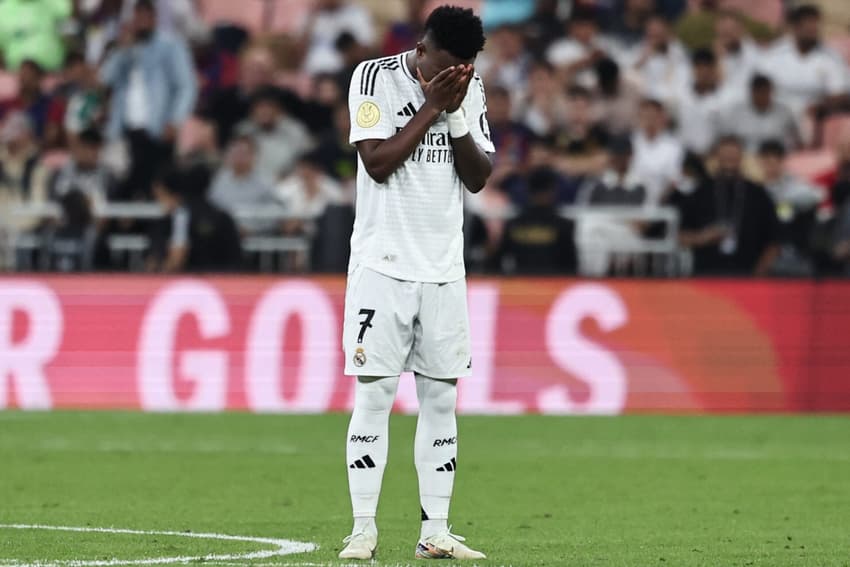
[348,51,495,283]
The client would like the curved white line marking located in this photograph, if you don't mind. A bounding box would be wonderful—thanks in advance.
[0,524,318,567]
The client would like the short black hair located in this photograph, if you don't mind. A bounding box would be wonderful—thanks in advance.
[19,59,45,77]
[64,51,85,69]
[608,135,633,156]
[135,0,156,14]
[528,166,559,194]
[250,86,283,110]
[156,164,212,200]
[78,128,104,147]
[751,73,773,90]
[692,47,716,66]
[758,139,786,157]
[335,31,357,52]
[569,7,597,26]
[424,5,486,60]
[788,4,820,24]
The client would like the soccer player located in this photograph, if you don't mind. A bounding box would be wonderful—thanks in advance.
[339,5,493,561]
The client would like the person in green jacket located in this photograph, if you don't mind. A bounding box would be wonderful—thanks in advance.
[0,0,72,71]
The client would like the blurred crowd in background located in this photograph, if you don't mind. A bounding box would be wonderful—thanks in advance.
[2,0,850,277]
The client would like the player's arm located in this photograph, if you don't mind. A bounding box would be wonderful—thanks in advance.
[356,66,466,184]
[447,67,493,194]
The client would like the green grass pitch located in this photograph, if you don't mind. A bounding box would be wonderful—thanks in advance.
[1,412,848,566]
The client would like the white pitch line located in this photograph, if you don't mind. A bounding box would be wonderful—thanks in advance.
[0,524,318,567]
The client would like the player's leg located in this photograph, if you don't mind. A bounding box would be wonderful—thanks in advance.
[409,279,485,560]
[339,267,417,559]
[340,374,399,559]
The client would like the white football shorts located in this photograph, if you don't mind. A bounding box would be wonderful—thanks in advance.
[342,265,472,378]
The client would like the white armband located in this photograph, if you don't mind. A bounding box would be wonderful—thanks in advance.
[447,108,469,139]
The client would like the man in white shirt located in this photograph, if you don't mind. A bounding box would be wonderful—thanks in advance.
[338,5,493,562]
[631,98,684,205]
[718,74,802,153]
[676,48,733,155]
[300,0,376,75]
[546,10,614,89]
[714,12,761,99]
[622,14,692,108]
[759,4,850,129]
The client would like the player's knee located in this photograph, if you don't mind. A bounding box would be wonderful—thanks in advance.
[355,375,398,413]
[419,377,457,416]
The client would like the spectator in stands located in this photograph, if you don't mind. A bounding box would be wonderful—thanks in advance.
[78,0,124,65]
[718,74,801,153]
[675,48,730,155]
[203,45,276,149]
[49,128,117,208]
[0,60,53,142]
[519,61,568,137]
[713,12,761,99]
[47,189,97,272]
[237,87,313,181]
[623,14,691,108]
[546,10,612,89]
[576,136,646,276]
[311,102,358,186]
[0,0,71,71]
[149,165,242,273]
[606,0,654,49]
[140,0,207,42]
[275,151,346,236]
[631,98,684,204]
[208,135,277,235]
[382,0,427,56]
[674,1,774,53]
[758,140,823,214]
[100,0,198,199]
[486,86,533,192]
[759,4,850,130]
[549,85,609,182]
[523,0,565,58]
[475,24,532,93]
[583,136,646,206]
[0,112,48,214]
[592,57,641,136]
[0,112,48,268]
[300,0,376,75]
[758,139,823,272]
[62,56,105,141]
[675,136,780,276]
[496,166,577,274]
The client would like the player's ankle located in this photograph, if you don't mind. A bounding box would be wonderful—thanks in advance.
[420,518,448,540]
[353,516,377,535]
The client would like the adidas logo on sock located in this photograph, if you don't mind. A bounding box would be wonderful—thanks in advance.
[349,455,376,469]
[436,457,456,472]
[396,102,417,117]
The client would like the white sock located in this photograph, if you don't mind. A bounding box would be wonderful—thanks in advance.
[414,374,458,540]
[346,375,399,533]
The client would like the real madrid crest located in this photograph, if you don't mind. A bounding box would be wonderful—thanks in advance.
[353,347,367,367]
[356,101,381,128]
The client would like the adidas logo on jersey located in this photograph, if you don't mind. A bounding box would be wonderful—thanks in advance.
[350,455,377,469]
[436,457,457,472]
[397,102,417,117]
